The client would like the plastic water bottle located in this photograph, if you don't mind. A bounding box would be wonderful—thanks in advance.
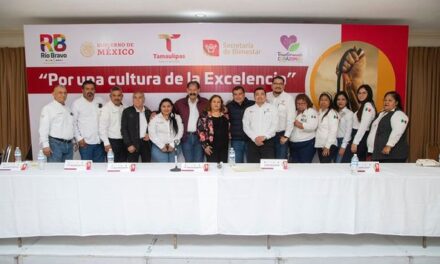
[350,154,359,174]
[14,147,22,163]
[228,147,236,166]
[37,149,46,170]
[107,148,114,163]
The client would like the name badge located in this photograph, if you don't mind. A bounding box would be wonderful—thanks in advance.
[260,159,288,170]
[0,162,28,171]
[181,163,209,172]
[64,160,93,171]
[107,163,136,172]
[357,162,380,173]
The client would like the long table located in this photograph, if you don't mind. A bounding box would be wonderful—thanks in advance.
[0,163,439,238]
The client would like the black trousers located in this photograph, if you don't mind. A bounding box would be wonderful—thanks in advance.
[246,137,275,163]
[109,138,128,162]
[316,145,338,163]
[206,144,228,163]
[374,158,407,163]
[127,139,151,162]
[343,129,369,162]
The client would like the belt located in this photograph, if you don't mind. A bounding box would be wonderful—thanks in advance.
[187,131,198,135]
[49,136,72,143]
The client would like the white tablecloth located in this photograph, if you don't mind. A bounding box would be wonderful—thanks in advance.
[0,163,439,238]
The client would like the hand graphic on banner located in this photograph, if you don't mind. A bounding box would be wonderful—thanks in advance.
[336,46,366,112]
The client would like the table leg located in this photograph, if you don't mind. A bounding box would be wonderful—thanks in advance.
[266,235,271,250]
[422,236,427,248]
[173,234,178,249]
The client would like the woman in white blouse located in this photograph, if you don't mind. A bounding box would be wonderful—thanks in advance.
[315,92,339,163]
[348,85,376,161]
[288,93,318,163]
[333,91,354,163]
[149,98,184,162]
[367,91,409,162]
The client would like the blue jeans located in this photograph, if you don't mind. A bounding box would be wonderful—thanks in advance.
[181,133,204,162]
[151,144,179,163]
[289,138,316,163]
[79,143,106,162]
[231,140,249,163]
[274,131,288,159]
[48,137,73,162]
[335,137,344,163]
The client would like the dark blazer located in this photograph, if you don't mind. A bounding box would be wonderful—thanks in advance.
[372,110,408,161]
[121,106,152,149]
[226,98,255,141]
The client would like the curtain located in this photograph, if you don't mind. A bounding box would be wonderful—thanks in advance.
[406,47,440,162]
[0,47,31,160]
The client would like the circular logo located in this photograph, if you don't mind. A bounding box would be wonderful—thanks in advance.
[309,41,395,112]
[80,42,95,57]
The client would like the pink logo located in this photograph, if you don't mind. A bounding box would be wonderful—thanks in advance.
[158,34,181,52]
[203,40,219,56]
[280,35,300,52]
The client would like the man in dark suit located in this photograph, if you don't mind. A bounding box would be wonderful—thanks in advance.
[121,92,152,162]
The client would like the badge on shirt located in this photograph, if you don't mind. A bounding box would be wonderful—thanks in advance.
[401,119,408,124]
[365,107,372,112]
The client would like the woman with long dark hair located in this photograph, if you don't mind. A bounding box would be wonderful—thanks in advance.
[149,98,183,162]
[367,91,409,162]
[197,95,230,163]
[288,93,318,163]
[347,85,376,161]
[315,92,339,163]
[334,91,354,163]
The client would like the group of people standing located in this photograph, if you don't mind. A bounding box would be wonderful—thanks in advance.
[39,77,409,164]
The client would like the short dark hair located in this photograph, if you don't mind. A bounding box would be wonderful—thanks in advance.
[110,86,122,93]
[334,91,351,110]
[82,80,96,89]
[272,75,285,84]
[254,87,266,94]
[384,91,404,110]
[232,86,245,94]
[206,95,226,113]
[295,93,313,109]
[187,81,200,89]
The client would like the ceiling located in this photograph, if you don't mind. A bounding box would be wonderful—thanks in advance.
[0,0,439,32]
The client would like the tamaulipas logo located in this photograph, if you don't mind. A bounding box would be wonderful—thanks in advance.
[154,34,185,61]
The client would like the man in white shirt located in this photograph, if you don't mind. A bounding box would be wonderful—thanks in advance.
[99,86,126,162]
[266,76,295,159]
[39,85,74,162]
[243,87,278,163]
[71,80,106,162]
